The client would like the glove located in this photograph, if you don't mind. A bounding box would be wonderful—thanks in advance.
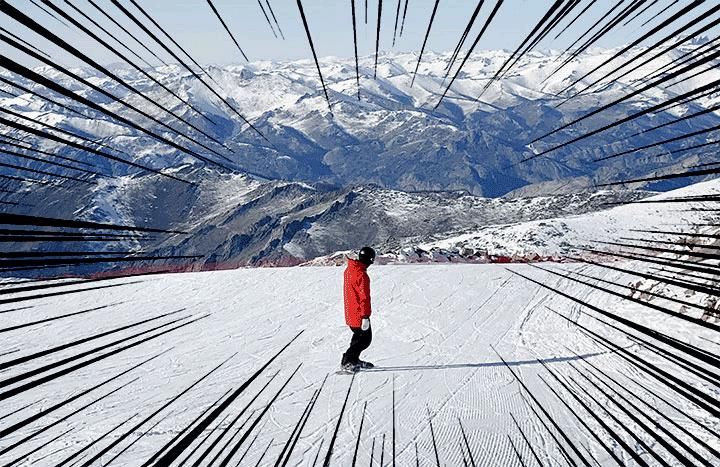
[361,318,370,331]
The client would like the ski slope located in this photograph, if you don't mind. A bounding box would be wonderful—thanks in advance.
[1,263,718,466]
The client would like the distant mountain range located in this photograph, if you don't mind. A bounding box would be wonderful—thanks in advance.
[1,44,719,197]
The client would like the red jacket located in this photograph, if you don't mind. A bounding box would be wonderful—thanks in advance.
[344,258,372,328]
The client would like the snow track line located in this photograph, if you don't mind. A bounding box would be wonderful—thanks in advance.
[350,401,367,467]
[73,352,236,467]
[554,311,720,419]
[150,332,302,466]
[492,347,594,467]
[322,372,355,466]
[568,360,715,467]
[216,364,302,467]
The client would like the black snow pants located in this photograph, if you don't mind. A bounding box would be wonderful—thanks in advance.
[342,326,372,365]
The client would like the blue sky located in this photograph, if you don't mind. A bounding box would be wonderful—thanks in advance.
[2,0,713,66]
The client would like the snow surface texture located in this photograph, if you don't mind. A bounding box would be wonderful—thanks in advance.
[1,45,719,196]
[1,262,718,466]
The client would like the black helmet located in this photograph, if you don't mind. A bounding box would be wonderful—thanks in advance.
[358,246,376,265]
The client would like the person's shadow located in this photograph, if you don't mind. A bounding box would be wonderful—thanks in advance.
[362,350,608,373]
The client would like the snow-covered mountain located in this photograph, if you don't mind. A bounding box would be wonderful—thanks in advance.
[1,43,719,197]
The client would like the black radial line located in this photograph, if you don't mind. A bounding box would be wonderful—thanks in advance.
[479,0,566,97]
[258,0,278,38]
[492,346,594,467]
[266,1,285,39]
[322,372,356,466]
[0,159,91,184]
[571,358,719,465]
[350,401,367,467]
[152,332,303,466]
[392,375,396,467]
[640,35,720,84]
[0,26,51,59]
[0,173,48,186]
[509,413,545,467]
[0,212,181,233]
[427,407,441,466]
[365,0,368,24]
[410,0,440,87]
[380,433,386,466]
[435,0,503,108]
[457,418,477,467]
[508,436,529,467]
[392,0,401,46]
[254,439,274,467]
[0,254,200,272]
[28,0,67,25]
[374,0,383,79]
[279,375,328,467]
[623,0,659,26]
[2,426,75,467]
[0,147,103,177]
[125,0,217,83]
[0,106,109,150]
[665,61,717,88]
[579,248,720,278]
[554,0,598,40]
[186,374,279,467]
[352,0,361,101]
[149,390,236,467]
[599,166,720,187]
[103,412,176,467]
[296,0,332,113]
[629,102,720,138]
[175,413,232,467]
[0,354,154,450]
[625,372,720,441]
[62,0,154,69]
[518,394,577,467]
[551,310,720,419]
[0,401,37,423]
[209,413,254,465]
[77,354,236,467]
[559,1,714,98]
[5,3,231,159]
[553,0,649,74]
[216,365,302,467]
[63,0,218,125]
[0,58,208,181]
[400,0,409,36]
[53,412,139,467]
[443,0,484,81]
[550,369,662,467]
[86,0,169,66]
[536,373,628,467]
[0,314,195,400]
[109,0,270,143]
[208,0,249,60]
[275,389,319,466]
[0,137,96,167]
[528,71,720,157]
[0,235,140,242]
[368,438,375,467]
[235,424,265,466]
[642,0,679,27]
[0,302,118,334]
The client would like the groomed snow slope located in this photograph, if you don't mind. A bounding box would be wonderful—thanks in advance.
[1,264,718,466]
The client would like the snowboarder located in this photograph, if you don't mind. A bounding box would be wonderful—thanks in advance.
[341,246,376,372]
